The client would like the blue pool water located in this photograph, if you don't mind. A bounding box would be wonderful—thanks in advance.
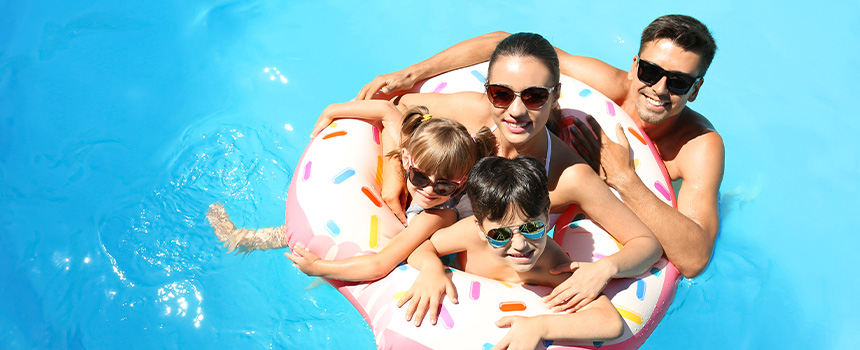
[2,1,859,348]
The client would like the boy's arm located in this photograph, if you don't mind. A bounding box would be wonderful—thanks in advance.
[285,210,455,281]
[492,295,622,349]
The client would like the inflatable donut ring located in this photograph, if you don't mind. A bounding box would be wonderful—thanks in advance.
[284,62,680,349]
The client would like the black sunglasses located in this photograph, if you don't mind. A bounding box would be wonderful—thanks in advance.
[485,220,547,248]
[485,84,556,110]
[637,59,702,95]
[405,158,463,196]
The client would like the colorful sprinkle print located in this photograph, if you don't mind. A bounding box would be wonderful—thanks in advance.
[372,126,380,145]
[432,82,447,93]
[650,267,662,276]
[499,301,527,312]
[361,186,383,207]
[369,215,380,249]
[654,181,672,202]
[482,343,493,350]
[469,281,481,300]
[605,101,616,116]
[636,279,646,301]
[579,89,592,98]
[302,161,312,181]
[332,168,355,184]
[323,130,347,140]
[375,156,383,185]
[471,70,486,83]
[616,306,643,325]
[542,340,554,347]
[627,127,646,145]
[594,341,604,348]
[438,305,454,329]
[325,219,340,237]
[633,158,640,169]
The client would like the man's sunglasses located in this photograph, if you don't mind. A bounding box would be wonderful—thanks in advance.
[406,158,463,196]
[637,59,702,95]
[485,84,556,110]
[485,219,546,248]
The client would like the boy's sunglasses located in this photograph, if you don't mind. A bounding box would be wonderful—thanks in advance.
[637,59,702,95]
[485,84,556,110]
[406,158,463,196]
[485,219,546,248]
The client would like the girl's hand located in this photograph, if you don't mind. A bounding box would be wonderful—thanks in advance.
[543,261,612,313]
[492,316,545,350]
[284,246,323,276]
[396,267,458,327]
[311,105,340,138]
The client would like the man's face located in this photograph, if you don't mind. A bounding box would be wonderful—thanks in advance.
[628,39,705,125]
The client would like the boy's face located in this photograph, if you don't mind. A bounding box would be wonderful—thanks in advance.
[477,209,548,273]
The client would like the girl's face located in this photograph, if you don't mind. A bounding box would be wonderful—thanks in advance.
[477,209,549,272]
[403,151,465,209]
[485,55,559,147]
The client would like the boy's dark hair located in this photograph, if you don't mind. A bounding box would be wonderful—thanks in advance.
[640,14,718,76]
[466,156,550,223]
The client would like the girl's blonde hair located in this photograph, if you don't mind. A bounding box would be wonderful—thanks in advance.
[389,106,497,186]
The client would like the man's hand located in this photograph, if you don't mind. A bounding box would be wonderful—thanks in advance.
[356,69,418,100]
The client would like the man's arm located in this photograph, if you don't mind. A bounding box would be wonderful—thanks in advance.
[593,121,724,278]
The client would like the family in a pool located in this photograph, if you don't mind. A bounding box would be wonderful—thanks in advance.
[207,14,722,349]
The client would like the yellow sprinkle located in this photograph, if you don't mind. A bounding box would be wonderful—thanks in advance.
[329,122,337,128]
[499,281,513,288]
[369,215,380,249]
[616,306,643,325]
[394,291,407,300]
[376,156,383,185]
[633,159,640,169]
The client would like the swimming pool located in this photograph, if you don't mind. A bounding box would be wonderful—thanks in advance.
[2,0,858,348]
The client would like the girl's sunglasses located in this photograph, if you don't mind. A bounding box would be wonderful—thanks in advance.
[485,84,556,110]
[406,158,463,196]
[637,59,702,95]
[485,219,546,248]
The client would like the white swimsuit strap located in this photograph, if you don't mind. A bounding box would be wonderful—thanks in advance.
[545,127,551,174]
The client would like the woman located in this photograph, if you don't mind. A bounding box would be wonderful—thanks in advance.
[312,33,662,326]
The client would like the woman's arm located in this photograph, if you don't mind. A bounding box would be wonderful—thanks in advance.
[285,209,457,281]
[543,163,662,311]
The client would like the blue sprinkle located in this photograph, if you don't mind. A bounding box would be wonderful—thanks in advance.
[579,89,593,97]
[573,213,586,221]
[482,343,494,350]
[332,168,355,184]
[397,263,408,271]
[325,220,340,236]
[650,267,662,277]
[569,221,579,228]
[471,70,486,83]
[636,278,646,300]
[542,340,554,347]
[594,341,604,347]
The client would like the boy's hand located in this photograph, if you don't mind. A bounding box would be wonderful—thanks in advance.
[492,316,545,350]
[396,267,458,327]
[284,246,323,276]
[543,261,612,312]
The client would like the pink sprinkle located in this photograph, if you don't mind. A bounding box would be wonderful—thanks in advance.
[433,82,447,93]
[654,181,671,201]
[372,126,380,145]
[605,101,616,116]
[593,254,607,259]
[438,304,454,329]
[469,281,481,300]
[302,161,312,181]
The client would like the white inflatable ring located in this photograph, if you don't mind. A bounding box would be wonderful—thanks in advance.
[284,62,680,349]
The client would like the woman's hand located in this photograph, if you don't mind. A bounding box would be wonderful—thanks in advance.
[492,316,545,350]
[284,246,324,276]
[543,261,613,313]
[396,267,458,327]
[356,69,418,100]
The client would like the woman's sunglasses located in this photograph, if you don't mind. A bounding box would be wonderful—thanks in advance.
[485,84,556,110]
[406,158,463,196]
[485,219,546,248]
[637,59,702,95]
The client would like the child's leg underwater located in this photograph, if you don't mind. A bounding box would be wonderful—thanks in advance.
[206,203,287,254]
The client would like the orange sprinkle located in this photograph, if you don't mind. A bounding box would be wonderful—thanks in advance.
[323,131,347,140]
[361,186,383,207]
[499,301,527,312]
[627,127,646,145]
[375,156,383,185]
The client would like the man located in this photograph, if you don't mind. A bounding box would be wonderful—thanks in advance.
[357,15,722,278]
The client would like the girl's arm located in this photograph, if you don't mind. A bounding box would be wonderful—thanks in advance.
[399,218,475,326]
[544,163,662,312]
[492,295,623,350]
[311,99,403,138]
[285,209,457,281]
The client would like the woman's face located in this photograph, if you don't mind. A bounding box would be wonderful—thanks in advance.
[486,55,559,146]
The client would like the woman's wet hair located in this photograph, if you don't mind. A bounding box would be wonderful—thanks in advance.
[466,156,550,223]
[487,32,564,136]
[640,15,717,76]
[389,106,497,190]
